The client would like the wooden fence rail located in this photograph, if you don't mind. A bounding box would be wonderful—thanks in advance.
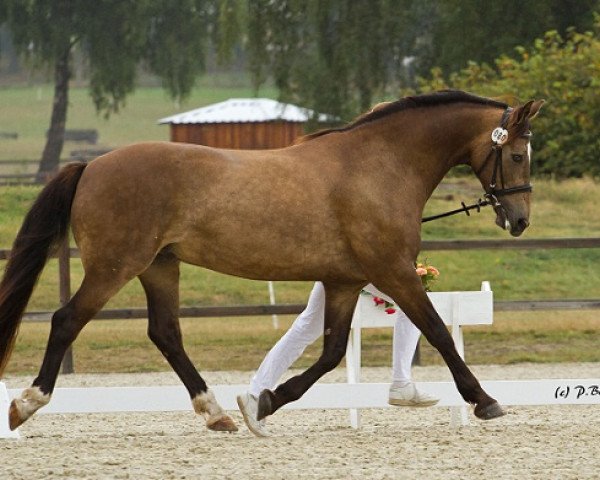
[2,237,600,317]
[3,237,600,261]
[18,298,600,323]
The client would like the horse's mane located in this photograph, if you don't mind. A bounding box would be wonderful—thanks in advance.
[298,90,509,143]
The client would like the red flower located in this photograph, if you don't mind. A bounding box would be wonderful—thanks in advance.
[384,308,396,314]
[373,297,385,306]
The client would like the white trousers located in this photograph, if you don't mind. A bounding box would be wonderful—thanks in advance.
[249,282,422,396]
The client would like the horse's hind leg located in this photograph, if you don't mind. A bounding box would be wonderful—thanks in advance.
[257,282,361,420]
[138,251,237,432]
[9,271,132,430]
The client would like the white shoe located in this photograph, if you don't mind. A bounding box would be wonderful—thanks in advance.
[388,383,440,407]
[236,392,270,437]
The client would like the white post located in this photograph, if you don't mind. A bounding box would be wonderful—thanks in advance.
[450,295,470,427]
[0,382,19,439]
[346,308,362,429]
[267,281,279,329]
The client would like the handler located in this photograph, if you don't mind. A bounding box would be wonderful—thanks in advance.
[237,281,439,437]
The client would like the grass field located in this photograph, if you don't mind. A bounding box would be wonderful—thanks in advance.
[9,312,599,375]
[0,85,598,375]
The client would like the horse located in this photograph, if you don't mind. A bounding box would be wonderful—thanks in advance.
[0,90,543,433]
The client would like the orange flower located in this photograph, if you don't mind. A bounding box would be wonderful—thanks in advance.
[427,266,440,276]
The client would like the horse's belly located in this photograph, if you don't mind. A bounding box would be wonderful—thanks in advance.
[171,236,361,282]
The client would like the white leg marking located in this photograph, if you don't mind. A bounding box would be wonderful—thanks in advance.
[191,390,237,430]
[12,386,50,422]
[192,390,225,420]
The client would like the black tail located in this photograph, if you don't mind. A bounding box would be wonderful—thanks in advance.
[0,162,87,376]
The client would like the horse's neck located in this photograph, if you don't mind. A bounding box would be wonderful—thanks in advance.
[353,106,499,201]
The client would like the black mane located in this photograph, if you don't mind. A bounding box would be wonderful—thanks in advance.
[302,90,508,141]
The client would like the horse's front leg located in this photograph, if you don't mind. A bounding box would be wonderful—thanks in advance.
[377,272,505,420]
[257,282,362,420]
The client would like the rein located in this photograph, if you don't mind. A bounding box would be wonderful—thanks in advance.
[422,107,532,224]
[422,198,491,223]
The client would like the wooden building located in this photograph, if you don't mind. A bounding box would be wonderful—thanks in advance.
[159,98,331,150]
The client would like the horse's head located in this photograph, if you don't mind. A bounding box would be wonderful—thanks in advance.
[473,99,544,237]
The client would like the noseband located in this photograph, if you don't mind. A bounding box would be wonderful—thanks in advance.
[422,107,532,223]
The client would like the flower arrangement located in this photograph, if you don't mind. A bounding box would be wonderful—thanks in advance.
[416,261,440,292]
[364,260,440,314]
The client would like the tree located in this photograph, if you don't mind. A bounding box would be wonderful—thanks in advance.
[418,0,600,75]
[1,0,218,181]
[243,0,599,126]
[245,0,417,124]
[411,16,600,178]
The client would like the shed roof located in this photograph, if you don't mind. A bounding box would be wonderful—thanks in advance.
[158,98,331,125]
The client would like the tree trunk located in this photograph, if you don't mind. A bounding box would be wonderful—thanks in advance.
[36,48,71,183]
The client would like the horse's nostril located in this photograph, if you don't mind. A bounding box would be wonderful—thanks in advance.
[518,218,530,230]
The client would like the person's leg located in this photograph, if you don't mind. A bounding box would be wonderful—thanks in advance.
[391,309,421,385]
[249,282,325,396]
[389,309,440,407]
[238,282,325,436]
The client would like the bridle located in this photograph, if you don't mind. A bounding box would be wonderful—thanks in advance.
[475,107,533,211]
[422,107,532,223]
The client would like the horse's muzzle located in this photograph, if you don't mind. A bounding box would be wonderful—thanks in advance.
[511,218,530,237]
[495,208,529,237]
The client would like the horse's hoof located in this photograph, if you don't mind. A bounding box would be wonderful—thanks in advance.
[257,389,275,421]
[8,401,24,430]
[207,414,238,432]
[474,401,505,420]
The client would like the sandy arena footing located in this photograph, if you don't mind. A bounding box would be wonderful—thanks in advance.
[1,362,598,480]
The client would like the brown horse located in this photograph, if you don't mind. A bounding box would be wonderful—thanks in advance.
[0,90,543,433]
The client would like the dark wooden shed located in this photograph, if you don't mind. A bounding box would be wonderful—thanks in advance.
[159,98,330,150]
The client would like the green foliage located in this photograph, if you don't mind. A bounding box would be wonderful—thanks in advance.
[245,0,416,124]
[144,0,215,102]
[83,0,150,115]
[420,0,599,76]
[1,0,230,174]
[411,17,600,178]
[243,0,599,126]
[3,0,220,115]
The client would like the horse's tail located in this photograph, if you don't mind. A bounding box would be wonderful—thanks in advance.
[0,162,87,376]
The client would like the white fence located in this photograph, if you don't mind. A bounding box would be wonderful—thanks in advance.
[2,283,599,439]
[3,379,599,439]
[347,282,494,427]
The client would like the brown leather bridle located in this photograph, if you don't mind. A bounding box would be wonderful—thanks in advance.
[476,107,533,210]
[422,107,532,223]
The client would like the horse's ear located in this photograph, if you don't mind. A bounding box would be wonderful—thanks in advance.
[526,99,545,120]
[514,99,545,125]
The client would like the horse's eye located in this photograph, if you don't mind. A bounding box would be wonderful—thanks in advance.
[512,154,524,163]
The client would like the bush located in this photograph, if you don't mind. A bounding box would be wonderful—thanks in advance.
[409,16,600,179]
